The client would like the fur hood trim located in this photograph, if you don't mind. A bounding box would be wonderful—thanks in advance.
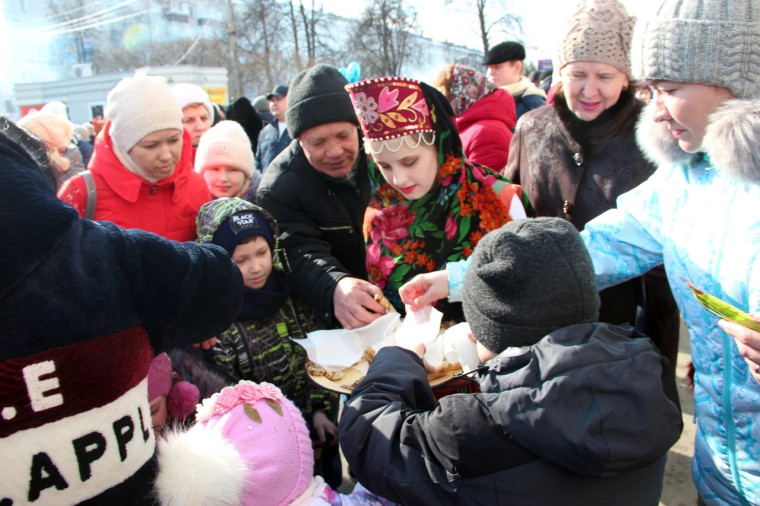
[155,427,247,505]
[702,99,760,185]
[636,99,760,185]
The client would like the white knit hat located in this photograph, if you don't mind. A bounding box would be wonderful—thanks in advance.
[105,72,183,152]
[194,120,254,179]
[171,82,214,119]
[638,0,760,99]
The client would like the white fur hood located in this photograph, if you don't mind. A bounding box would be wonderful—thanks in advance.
[636,98,760,185]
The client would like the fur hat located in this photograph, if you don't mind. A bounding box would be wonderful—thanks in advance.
[105,72,183,152]
[463,218,600,354]
[194,120,254,179]
[155,381,314,506]
[638,0,760,99]
[483,41,526,65]
[556,0,636,77]
[286,64,358,138]
[170,82,214,120]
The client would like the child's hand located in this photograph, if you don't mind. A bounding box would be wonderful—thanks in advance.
[312,410,338,447]
[398,342,440,375]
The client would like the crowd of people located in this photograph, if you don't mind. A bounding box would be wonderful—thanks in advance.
[2,0,759,504]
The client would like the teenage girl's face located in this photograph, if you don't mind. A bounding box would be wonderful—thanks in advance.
[648,80,735,153]
[232,236,273,290]
[203,166,250,198]
[371,135,438,200]
[128,129,183,183]
[561,61,628,121]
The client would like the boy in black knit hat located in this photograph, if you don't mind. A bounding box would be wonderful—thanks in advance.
[340,217,682,505]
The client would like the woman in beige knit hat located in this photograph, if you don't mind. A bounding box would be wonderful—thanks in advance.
[501,0,680,371]
[57,71,211,241]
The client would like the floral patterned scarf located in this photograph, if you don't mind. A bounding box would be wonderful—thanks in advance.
[449,63,497,117]
[365,82,524,319]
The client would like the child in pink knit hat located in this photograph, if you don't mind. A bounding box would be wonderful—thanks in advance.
[154,381,394,506]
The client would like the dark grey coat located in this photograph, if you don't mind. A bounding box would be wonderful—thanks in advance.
[340,323,682,506]
[257,139,370,326]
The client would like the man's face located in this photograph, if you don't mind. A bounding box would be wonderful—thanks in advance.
[648,81,734,153]
[299,122,359,178]
[181,103,212,147]
[486,60,522,87]
[270,96,288,122]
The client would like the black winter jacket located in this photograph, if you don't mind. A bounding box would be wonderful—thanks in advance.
[257,139,371,326]
[340,323,683,506]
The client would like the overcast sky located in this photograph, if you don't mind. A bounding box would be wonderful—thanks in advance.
[321,0,663,62]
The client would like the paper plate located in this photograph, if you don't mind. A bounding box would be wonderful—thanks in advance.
[307,359,463,395]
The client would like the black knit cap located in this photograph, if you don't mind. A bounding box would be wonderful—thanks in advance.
[463,217,600,354]
[285,64,359,138]
[483,41,526,65]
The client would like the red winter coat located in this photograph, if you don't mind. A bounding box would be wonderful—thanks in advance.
[58,123,210,242]
[456,89,515,172]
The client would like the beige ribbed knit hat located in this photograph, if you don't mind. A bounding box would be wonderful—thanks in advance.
[638,0,760,99]
[194,120,254,179]
[556,0,636,77]
[105,72,183,152]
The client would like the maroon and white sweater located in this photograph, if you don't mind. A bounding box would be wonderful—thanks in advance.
[0,120,243,505]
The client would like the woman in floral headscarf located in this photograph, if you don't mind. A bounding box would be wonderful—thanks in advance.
[346,77,528,321]
[434,63,516,171]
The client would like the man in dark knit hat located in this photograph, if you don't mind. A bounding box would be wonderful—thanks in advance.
[340,217,682,505]
[257,64,386,330]
[484,41,546,121]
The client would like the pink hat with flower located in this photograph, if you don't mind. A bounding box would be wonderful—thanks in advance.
[155,381,314,506]
[346,77,435,153]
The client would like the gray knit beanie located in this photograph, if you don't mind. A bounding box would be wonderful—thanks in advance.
[639,0,760,99]
[556,0,636,77]
[285,64,358,138]
[463,218,600,354]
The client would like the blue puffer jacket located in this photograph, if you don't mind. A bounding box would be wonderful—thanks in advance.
[582,100,760,505]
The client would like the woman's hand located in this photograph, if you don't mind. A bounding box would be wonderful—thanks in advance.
[719,313,760,384]
[398,270,449,311]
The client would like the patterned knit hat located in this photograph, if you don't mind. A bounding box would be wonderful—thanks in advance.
[556,0,636,77]
[463,218,600,354]
[285,64,358,138]
[346,76,435,153]
[194,120,254,179]
[638,0,760,99]
[155,381,314,506]
[105,72,183,152]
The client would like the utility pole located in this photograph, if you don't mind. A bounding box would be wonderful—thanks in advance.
[226,0,243,99]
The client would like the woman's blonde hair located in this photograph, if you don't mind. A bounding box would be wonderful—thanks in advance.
[17,112,73,173]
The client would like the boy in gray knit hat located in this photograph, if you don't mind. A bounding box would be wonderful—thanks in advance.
[340,218,681,505]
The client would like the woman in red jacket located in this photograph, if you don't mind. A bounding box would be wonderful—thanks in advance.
[434,63,516,172]
[58,72,211,242]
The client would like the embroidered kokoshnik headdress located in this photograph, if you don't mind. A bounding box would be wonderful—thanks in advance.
[346,76,436,154]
